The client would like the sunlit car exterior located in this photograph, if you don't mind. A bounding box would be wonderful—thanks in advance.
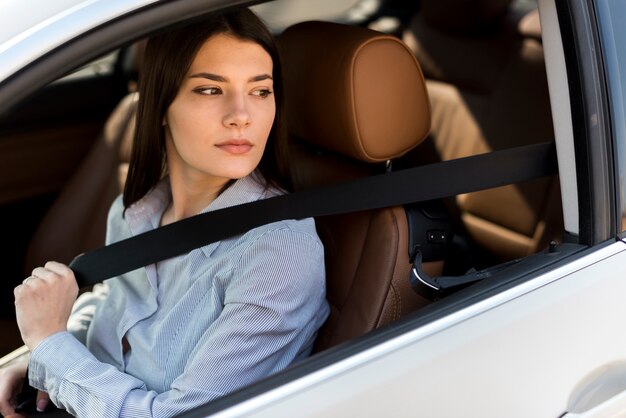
[2,0,626,417]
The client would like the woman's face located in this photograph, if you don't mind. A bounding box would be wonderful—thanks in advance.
[164,33,275,188]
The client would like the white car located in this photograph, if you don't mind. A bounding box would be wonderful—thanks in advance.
[1,0,625,417]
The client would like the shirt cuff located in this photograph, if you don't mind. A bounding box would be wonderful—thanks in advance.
[28,331,94,392]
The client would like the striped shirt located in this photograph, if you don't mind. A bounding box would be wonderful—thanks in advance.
[28,174,329,417]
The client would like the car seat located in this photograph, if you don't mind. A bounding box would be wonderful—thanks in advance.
[278,21,439,352]
[400,0,563,263]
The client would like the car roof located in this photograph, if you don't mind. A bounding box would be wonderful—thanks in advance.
[0,0,156,82]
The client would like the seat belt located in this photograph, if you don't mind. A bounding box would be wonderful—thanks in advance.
[69,142,558,286]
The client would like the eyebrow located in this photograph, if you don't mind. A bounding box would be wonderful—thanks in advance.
[189,73,273,82]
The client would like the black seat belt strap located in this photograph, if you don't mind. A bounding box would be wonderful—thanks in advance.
[69,142,557,286]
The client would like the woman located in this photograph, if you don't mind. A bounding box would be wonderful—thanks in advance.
[0,8,329,418]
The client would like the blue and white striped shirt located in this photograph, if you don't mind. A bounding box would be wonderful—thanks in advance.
[28,174,329,417]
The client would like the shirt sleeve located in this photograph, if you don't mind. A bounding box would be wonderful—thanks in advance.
[29,225,328,418]
[66,283,110,344]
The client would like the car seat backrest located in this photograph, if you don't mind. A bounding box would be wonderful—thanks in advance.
[278,21,439,352]
[401,1,563,261]
[24,40,148,274]
[24,93,138,274]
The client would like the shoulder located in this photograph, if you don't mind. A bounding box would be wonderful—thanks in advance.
[105,194,130,244]
[226,218,326,305]
[242,218,323,255]
[238,175,323,252]
[107,194,125,222]
[233,218,326,290]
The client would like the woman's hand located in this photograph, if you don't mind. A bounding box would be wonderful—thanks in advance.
[0,358,27,417]
[14,261,79,351]
[0,356,51,416]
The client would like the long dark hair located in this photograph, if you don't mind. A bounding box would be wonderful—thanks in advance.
[123,8,290,208]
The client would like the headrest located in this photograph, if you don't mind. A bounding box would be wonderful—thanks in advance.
[278,21,430,163]
[518,8,542,40]
[402,1,536,94]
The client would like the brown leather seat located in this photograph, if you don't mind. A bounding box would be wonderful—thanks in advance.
[24,93,137,273]
[24,42,147,273]
[278,21,438,352]
[401,0,563,262]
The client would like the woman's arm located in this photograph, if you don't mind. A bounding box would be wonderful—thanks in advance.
[27,225,328,418]
[65,195,122,344]
[0,353,29,416]
[66,283,109,344]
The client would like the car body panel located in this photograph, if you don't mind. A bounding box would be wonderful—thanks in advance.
[0,0,156,82]
[206,240,626,418]
[1,0,89,45]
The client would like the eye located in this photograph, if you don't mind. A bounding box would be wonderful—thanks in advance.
[252,89,273,98]
[194,87,222,95]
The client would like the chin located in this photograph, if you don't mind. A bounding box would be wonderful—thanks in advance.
[221,168,256,181]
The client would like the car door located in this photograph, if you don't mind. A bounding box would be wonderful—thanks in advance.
[192,243,626,418]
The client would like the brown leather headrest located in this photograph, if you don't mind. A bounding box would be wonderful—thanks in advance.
[278,21,430,163]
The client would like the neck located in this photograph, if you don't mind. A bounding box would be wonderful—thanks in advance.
[162,133,231,225]
[161,167,231,225]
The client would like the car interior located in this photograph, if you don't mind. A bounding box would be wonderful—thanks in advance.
[0,0,561,373]
[400,0,562,270]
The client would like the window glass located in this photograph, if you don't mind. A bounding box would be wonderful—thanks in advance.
[55,51,118,83]
[595,0,626,233]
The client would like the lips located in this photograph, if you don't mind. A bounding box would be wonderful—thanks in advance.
[215,139,253,155]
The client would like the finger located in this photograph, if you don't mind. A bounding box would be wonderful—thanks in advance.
[43,261,72,275]
[21,277,34,286]
[31,267,57,282]
[0,385,18,416]
[36,391,49,412]
[0,401,16,417]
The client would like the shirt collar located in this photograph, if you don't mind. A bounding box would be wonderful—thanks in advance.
[124,172,278,239]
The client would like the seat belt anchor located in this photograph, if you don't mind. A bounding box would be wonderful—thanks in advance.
[409,250,487,301]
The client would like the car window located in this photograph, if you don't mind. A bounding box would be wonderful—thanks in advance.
[595,0,626,235]
[56,51,119,82]
[0,0,569,346]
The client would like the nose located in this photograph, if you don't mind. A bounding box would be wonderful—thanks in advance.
[223,94,251,129]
